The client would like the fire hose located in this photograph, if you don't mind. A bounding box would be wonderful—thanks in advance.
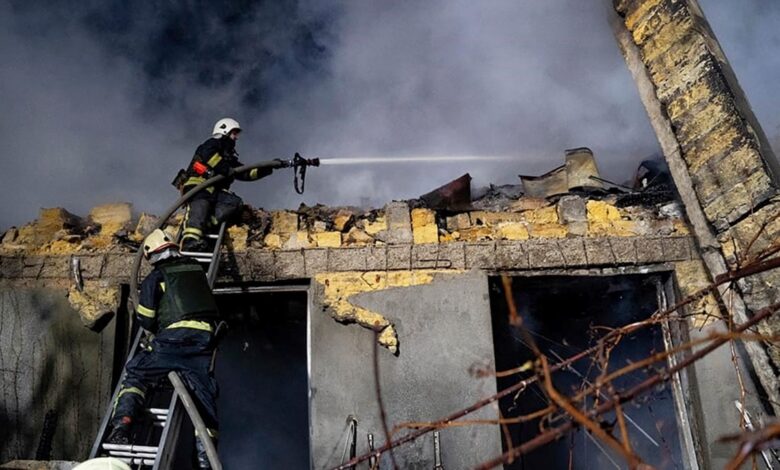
[129,154,319,307]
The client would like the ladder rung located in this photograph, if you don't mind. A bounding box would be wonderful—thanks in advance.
[115,457,156,466]
[206,234,220,239]
[103,443,159,454]
[148,408,169,420]
[180,251,215,258]
[108,449,159,459]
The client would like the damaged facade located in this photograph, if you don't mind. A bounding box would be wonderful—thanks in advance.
[0,157,723,468]
[0,174,694,351]
[1,0,779,468]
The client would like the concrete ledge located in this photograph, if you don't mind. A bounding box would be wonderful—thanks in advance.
[0,236,695,282]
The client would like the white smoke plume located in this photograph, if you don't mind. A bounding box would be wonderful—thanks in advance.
[0,0,777,229]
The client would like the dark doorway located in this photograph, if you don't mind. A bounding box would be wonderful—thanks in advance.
[214,289,309,468]
[489,275,686,469]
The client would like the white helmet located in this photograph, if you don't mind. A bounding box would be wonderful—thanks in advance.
[143,229,177,257]
[212,117,241,137]
[74,457,131,470]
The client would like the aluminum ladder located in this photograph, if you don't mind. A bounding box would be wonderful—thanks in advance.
[89,222,227,469]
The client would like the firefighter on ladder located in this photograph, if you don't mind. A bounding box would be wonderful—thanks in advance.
[177,117,276,252]
[107,229,220,469]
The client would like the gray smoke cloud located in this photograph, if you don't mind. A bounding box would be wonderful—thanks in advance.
[0,0,777,230]
[699,0,780,142]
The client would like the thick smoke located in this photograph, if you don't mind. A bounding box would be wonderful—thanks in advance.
[699,0,780,142]
[0,1,777,230]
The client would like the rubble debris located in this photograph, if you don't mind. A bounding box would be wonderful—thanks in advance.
[470,211,523,226]
[264,233,283,249]
[497,222,529,240]
[227,225,249,251]
[633,158,673,190]
[380,202,413,244]
[418,173,472,211]
[2,227,18,245]
[245,208,272,245]
[659,202,684,219]
[0,190,689,257]
[520,165,567,199]
[411,208,438,244]
[82,203,136,251]
[361,216,387,236]
[284,231,314,250]
[332,209,355,232]
[112,231,140,251]
[556,195,587,224]
[0,155,689,258]
[345,227,374,245]
[509,197,550,212]
[89,203,133,233]
[271,210,299,235]
[587,200,638,237]
[67,282,119,331]
[314,232,341,248]
[615,158,678,207]
[471,184,524,211]
[312,220,328,233]
[520,147,606,199]
[446,213,471,231]
[615,188,677,208]
[133,213,159,240]
[16,208,83,247]
[564,147,604,191]
[297,203,332,232]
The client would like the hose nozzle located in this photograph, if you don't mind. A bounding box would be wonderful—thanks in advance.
[292,152,319,168]
[291,152,318,194]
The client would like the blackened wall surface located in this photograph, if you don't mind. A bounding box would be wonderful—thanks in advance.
[310,271,501,469]
[0,288,115,462]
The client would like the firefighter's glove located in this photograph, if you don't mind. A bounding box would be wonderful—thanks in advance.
[139,333,154,352]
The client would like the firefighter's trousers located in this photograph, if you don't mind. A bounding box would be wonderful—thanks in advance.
[182,188,242,243]
[112,327,218,433]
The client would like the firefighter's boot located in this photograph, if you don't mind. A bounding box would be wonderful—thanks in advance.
[181,238,209,253]
[106,422,131,445]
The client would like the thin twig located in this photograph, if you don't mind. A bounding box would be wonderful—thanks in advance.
[334,256,780,470]
[539,355,643,468]
[393,406,555,433]
[721,422,780,470]
[741,209,780,265]
[473,301,780,469]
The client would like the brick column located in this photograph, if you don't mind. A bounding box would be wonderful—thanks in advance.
[612,0,780,411]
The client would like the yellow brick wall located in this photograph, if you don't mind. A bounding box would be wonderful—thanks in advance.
[615,0,780,368]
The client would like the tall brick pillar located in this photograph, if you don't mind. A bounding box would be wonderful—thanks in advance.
[612,0,780,414]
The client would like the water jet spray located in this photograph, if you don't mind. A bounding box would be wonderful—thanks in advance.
[317,155,514,166]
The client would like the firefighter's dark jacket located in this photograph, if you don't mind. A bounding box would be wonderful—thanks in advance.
[135,257,219,333]
[182,136,272,193]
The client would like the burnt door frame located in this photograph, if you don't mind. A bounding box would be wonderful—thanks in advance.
[657,274,705,470]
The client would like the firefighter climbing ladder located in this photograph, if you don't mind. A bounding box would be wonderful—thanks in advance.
[89,222,227,469]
